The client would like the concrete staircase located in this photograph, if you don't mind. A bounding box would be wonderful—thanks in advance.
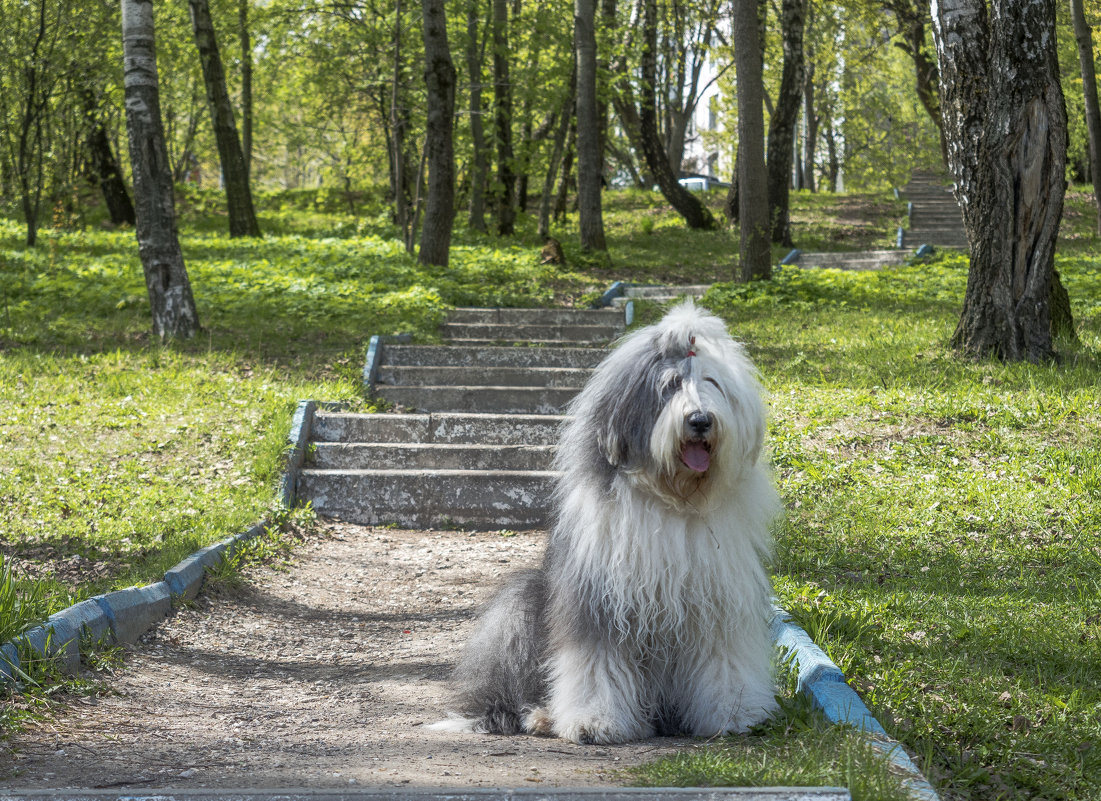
[899,170,968,249]
[297,306,626,529]
[785,250,908,270]
[611,284,710,307]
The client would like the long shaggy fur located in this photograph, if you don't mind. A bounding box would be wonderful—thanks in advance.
[437,301,781,744]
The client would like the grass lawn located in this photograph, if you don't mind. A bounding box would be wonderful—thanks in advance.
[2,185,1099,800]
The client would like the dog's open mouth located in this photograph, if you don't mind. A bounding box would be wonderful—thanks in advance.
[680,439,711,473]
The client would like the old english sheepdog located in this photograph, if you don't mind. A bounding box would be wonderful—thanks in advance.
[436,300,780,744]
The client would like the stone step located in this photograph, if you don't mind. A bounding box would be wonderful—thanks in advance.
[794,250,907,270]
[376,384,579,414]
[624,284,710,299]
[298,468,558,529]
[446,307,623,325]
[440,322,623,344]
[378,364,593,388]
[383,344,606,369]
[311,412,567,445]
[312,442,555,471]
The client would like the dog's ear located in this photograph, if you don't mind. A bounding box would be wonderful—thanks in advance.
[591,336,664,468]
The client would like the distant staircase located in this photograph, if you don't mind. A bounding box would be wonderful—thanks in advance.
[297,305,626,529]
[899,170,968,249]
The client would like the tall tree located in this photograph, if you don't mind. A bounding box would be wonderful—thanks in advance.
[575,0,607,251]
[932,0,1072,361]
[418,0,456,266]
[466,1,489,232]
[492,0,515,235]
[1070,0,1101,236]
[188,0,260,237]
[238,0,253,176]
[121,0,200,339]
[83,90,136,226]
[621,0,717,230]
[733,0,770,280]
[884,0,947,166]
[765,0,806,246]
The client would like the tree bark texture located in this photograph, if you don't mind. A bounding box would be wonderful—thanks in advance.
[493,0,516,235]
[932,0,1070,361]
[188,0,259,237]
[765,0,805,246]
[1070,0,1101,236]
[575,0,607,250]
[635,0,717,230]
[466,3,489,232]
[733,0,770,280]
[418,0,456,266]
[121,0,200,339]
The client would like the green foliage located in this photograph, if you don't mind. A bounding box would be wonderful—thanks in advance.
[0,554,53,643]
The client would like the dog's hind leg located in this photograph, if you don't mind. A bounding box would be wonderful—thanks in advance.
[671,631,777,736]
[449,569,547,734]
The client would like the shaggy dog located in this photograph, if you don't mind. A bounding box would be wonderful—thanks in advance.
[436,301,780,744]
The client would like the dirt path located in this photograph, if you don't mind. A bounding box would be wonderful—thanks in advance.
[1,522,691,790]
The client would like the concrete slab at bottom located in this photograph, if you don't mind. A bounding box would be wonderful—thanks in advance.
[0,788,851,801]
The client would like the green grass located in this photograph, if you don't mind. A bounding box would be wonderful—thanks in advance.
[2,185,1100,799]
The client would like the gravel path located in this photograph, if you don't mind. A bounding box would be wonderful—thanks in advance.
[0,522,691,790]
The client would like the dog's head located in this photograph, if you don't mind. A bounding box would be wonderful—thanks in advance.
[561,300,767,507]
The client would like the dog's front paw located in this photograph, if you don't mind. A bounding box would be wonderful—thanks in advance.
[554,716,649,745]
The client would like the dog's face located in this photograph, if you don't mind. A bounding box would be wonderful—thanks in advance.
[576,302,766,506]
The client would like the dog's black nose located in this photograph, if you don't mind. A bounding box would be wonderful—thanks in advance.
[687,411,712,436]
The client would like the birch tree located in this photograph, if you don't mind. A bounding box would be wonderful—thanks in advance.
[932,0,1073,361]
[121,0,200,339]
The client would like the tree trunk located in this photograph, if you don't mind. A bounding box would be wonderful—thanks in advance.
[121,0,200,339]
[633,0,716,230]
[554,122,576,222]
[886,0,948,168]
[824,119,839,192]
[84,93,136,226]
[540,71,576,239]
[575,0,607,250]
[238,0,252,177]
[466,3,489,233]
[188,0,259,237]
[1071,0,1101,236]
[733,0,770,280]
[803,56,818,193]
[493,0,515,235]
[765,0,805,246]
[932,0,1071,361]
[418,0,456,266]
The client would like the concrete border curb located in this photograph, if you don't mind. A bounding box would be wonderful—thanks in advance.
[770,607,940,801]
[0,789,851,801]
[1,399,319,686]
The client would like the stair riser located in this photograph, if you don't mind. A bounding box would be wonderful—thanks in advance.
[312,413,566,446]
[377,365,593,388]
[312,443,555,471]
[440,323,622,342]
[377,386,578,414]
[299,471,557,530]
[446,308,623,325]
[383,345,607,369]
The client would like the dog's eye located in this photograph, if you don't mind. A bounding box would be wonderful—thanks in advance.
[668,375,683,391]
[704,377,721,389]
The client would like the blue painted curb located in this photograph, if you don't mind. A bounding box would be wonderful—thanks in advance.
[771,606,940,800]
[1,398,319,685]
[363,334,383,390]
[93,582,172,644]
[596,281,627,308]
[780,249,801,266]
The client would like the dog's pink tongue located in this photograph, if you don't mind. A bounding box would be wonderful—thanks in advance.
[681,442,710,473]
